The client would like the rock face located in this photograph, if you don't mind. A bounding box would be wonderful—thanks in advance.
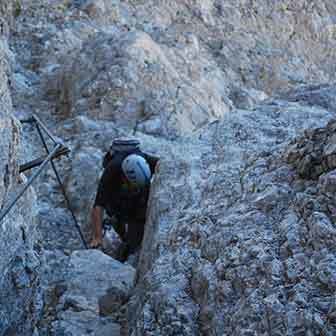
[0,4,42,335]
[58,30,230,137]
[130,86,336,335]
[49,250,135,336]
[4,0,336,335]
[0,1,14,35]
[285,118,336,180]
[26,0,335,136]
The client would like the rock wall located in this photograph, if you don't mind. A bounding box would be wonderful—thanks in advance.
[4,1,336,335]
[130,86,336,335]
[0,3,42,335]
[0,2,13,35]
[34,0,336,137]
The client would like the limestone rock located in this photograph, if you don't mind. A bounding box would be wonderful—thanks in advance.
[283,84,336,112]
[0,8,42,334]
[57,30,230,137]
[129,86,336,335]
[52,250,135,336]
[284,116,336,179]
[5,1,336,335]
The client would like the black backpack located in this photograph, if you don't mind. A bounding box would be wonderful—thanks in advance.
[102,138,141,169]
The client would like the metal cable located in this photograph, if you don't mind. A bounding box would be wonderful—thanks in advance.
[35,122,88,249]
[0,144,61,223]
[1,115,88,249]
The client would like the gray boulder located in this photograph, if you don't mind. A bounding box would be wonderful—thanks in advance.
[52,250,135,336]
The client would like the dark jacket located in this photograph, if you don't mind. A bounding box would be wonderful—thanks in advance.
[94,149,158,218]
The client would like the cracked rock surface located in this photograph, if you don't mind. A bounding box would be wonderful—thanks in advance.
[130,88,336,335]
[45,250,135,336]
[1,0,336,335]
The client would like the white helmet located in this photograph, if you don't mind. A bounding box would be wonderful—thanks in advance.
[121,154,151,187]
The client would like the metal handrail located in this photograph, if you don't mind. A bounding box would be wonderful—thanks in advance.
[0,115,88,249]
[35,121,88,249]
[0,144,61,222]
[19,146,70,173]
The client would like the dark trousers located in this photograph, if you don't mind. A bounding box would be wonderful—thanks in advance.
[105,205,146,259]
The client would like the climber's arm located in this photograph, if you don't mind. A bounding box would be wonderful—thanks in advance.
[90,163,117,248]
[90,206,103,248]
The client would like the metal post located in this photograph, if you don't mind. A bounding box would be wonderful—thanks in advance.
[1,115,89,249]
[19,147,70,173]
[0,144,62,223]
[32,114,59,144]
[19,117,35,124]
[35,124,88,249]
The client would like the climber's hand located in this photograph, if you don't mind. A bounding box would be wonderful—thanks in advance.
[90,237,102,249]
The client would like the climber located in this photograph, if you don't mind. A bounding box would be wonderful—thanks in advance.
[90,138,159,261]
